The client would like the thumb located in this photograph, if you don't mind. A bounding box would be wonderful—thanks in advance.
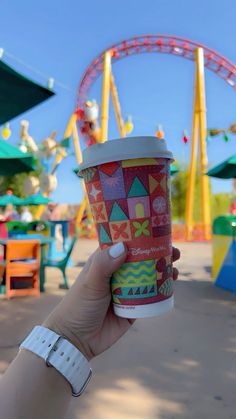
[87,242,127,289]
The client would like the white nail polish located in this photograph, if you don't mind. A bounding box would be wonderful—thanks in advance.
[109,242,125,258]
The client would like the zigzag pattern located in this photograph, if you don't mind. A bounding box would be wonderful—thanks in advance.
[113,260,156,285]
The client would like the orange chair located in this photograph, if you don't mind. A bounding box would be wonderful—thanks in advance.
[6,240,40,299]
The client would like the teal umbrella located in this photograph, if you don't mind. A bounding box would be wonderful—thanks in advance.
[22,194,52,206]
[0,59,54,125]
[206,155,236,179]
[0,140,36,175]
[170,163,179,176]
[0,193,24,206]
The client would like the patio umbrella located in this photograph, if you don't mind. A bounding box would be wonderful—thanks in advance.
[22,194,52,206]
[206,154,236,179]
[0,59,54,124]
[0,140,36,175]
[170,163,179,176]
[0,193,24,206]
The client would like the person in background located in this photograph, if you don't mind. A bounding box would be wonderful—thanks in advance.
[20,206,33,222]
[0,204,14,222]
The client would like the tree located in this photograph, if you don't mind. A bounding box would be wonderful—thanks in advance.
[171,167,231,222]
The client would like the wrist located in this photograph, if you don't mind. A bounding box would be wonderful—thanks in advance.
[42,318,94,361]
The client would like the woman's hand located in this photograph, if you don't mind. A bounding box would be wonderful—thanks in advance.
[44,243,180,360]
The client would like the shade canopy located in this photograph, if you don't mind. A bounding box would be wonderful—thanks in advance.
[0,140,36,175]
[170,163,179,176]
[0,60,55,124]
[0,193,24,206]
[206,155,236,179]
[22,194,51,206]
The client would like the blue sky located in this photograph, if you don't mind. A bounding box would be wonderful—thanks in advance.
[0,0,236,203]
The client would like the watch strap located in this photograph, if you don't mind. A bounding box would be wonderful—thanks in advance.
[20,326,92,396]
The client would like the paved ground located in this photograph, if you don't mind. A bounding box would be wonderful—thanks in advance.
[0,240,236,419]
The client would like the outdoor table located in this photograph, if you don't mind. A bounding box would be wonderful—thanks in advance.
[0,236,53,292]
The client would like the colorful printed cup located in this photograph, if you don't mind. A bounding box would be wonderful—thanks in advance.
[78,136,173,318]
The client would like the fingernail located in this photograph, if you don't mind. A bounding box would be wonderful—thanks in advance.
[109,242,125,259]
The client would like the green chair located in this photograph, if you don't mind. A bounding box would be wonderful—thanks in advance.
[43,236,77,289]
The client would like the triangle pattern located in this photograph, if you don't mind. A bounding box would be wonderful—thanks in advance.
[110,202,128,221]
[99,162,120,176]
[128,288,133,295]
[149,174,165,194]
[99,224,112,244]
[128,176,149,197]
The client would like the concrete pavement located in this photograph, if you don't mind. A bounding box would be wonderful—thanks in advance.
[0,240,236,419]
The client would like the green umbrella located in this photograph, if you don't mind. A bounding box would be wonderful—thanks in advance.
[22,194,52,206]
[0,59,54,125]
[0,140,36,175]
[170,163,179,176]
[206,154,236,179]
[0,193,24,206]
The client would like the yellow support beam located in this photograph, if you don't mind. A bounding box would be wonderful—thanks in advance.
[100,51,112,143]
[195,48,211,240]
[185,47,211,241]
[110,72,126,138]
[185,79,199,241]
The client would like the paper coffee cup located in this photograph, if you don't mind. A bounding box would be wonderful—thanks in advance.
[78,136,174,318]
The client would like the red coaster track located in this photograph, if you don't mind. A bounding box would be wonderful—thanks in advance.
[76,35,236,142]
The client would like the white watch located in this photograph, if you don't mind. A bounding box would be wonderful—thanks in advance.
[20,325,92,397]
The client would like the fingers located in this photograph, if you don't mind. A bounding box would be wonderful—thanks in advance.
[85,242,127,289]
[172,246,181,262]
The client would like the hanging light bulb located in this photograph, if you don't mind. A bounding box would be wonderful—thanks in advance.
[182,129,189,144]
[155,124,164,139]
[1,123,11,140]
[223,132,229,142]
[124,115,134,134]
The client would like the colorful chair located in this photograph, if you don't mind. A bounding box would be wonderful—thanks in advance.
[5,239,40,299]
[43,236,76,289]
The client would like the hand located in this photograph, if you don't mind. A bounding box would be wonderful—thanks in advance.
[44,243,180,360]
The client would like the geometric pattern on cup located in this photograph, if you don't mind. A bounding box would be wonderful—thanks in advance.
[87,180,103,204]
[82,167,99,183]
[105,199,129,221]
[151,214,171,227]
[99,166,126,200]
[121,158,158,167]
[109,220,132,242]
[152,224,171,237]
[127,196,150,219]
[156,254,173,284]
[127,176,149,198]
[158,278,173,297]
[112,259,156,286]
[112,284,158,300]
[151,195,167,215]
[98,161,120,176]
[148,173,166,195]
[90,202,108,223]
[99,223,112,244]
[130,218,151,239]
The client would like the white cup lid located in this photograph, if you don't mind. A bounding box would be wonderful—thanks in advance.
[78,136,173,172]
